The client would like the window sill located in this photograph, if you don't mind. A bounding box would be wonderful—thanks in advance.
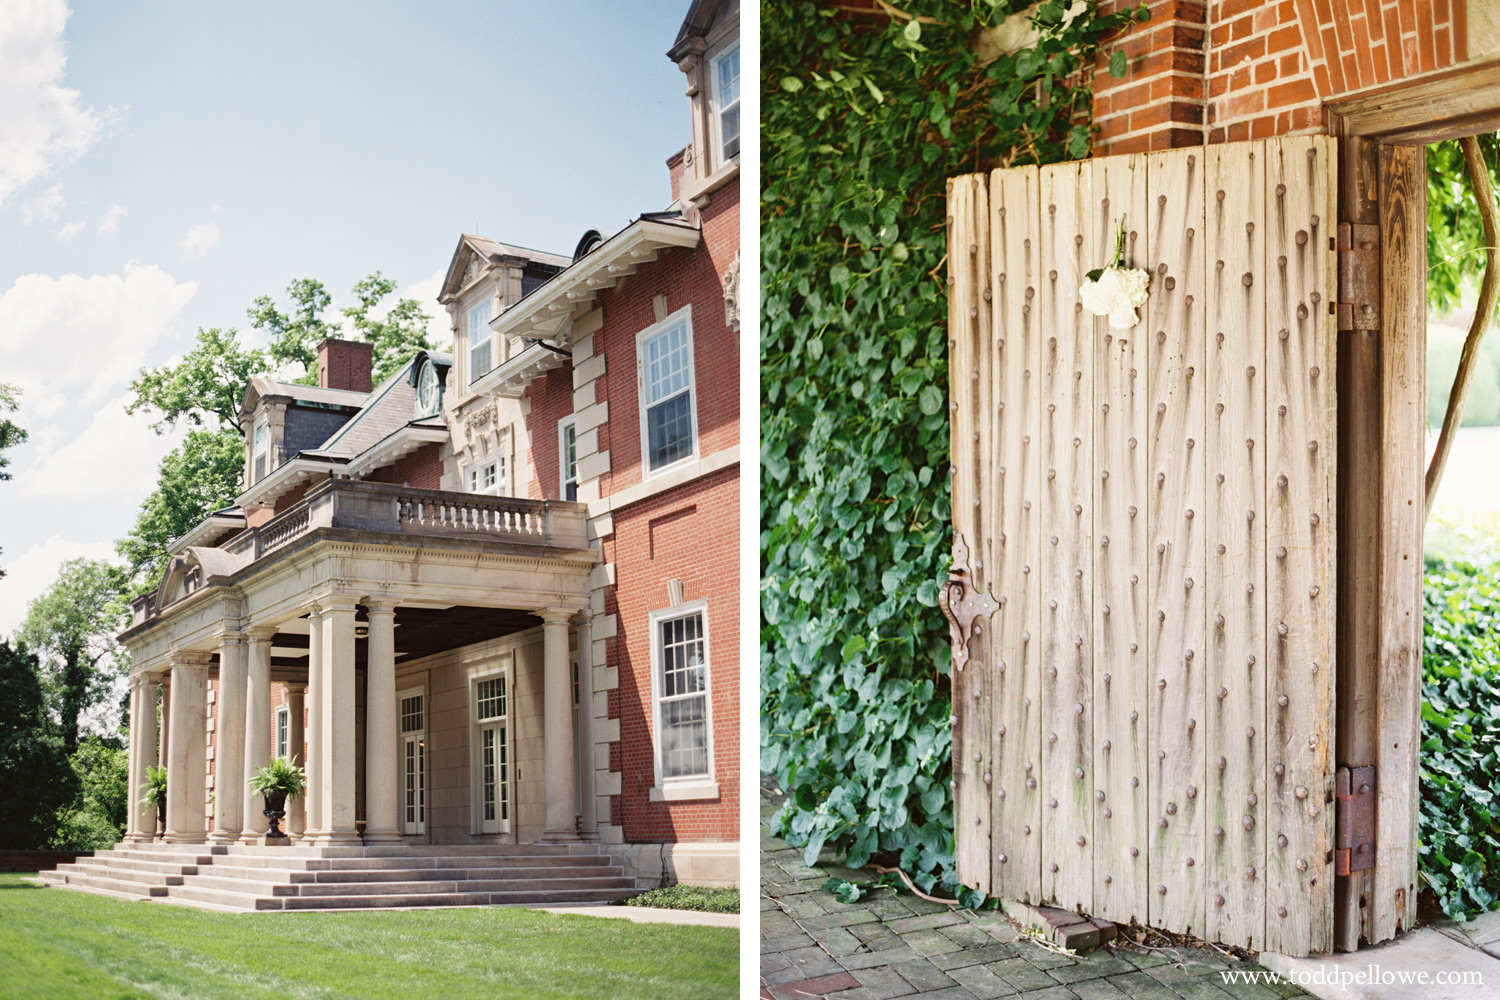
[649,781,719,803]
[681,159,739,208]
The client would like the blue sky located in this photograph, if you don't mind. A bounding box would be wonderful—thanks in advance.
[0,0,700,633]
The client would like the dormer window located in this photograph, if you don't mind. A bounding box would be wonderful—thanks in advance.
[711,44,740,163]
[468,299,494,384]
[252,417,270,484]
[415,359,441,417]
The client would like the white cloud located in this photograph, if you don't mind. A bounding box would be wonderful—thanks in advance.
[0,534,119,637]
[20,180,63,223]
[97,202,125,234]
[180,222,219,257]
[54,217,83,239]
[0,0,102,208]
[17,391,183,500]
[0,263,197,417]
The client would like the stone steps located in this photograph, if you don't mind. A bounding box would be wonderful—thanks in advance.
[43,841,635,913]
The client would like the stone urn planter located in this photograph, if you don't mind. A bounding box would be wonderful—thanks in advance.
[248,756,306,842]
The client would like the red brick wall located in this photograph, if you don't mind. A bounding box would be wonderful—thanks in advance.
[591,177,740,497]
[365,443,443,490]
[524,362,577,501]
[604,465,739,843]
[317,338,373,393]
[1095,0,1474,153]
[273,480,311,514]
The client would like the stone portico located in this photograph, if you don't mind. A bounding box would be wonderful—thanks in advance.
[119,479,598,853]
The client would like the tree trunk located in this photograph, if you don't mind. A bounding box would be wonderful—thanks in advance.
[1426,135,1500,511]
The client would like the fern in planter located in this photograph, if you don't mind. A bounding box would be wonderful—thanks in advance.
[249,756,306,838]
[139,764,167,837]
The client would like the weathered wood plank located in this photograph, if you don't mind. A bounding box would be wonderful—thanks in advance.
[1372,141,1423,945]
[949,174,991,892]
[1089,152,1151,926]
[1262,135,1337,957]
[990,165,1044,904]
[1202,140,1267,952]
[1038,160,1094,913]
[1334,136,1382,952]
[1145,147,1208,939]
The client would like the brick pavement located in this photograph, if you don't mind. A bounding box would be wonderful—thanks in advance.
[761,779,1311,1000]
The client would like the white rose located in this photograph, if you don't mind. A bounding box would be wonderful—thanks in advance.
[1079,266,1150,330]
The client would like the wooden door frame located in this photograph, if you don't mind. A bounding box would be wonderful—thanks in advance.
[1327,58,1500,951]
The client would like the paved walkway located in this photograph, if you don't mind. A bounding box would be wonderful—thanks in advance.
[762,780,1310,1000]
[527,903,739,928]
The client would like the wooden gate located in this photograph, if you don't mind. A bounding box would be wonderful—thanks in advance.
[946,137,1338,956]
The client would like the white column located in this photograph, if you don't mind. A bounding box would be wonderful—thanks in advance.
[575,614,598,840]
[209,632,246,843]
[240,627,274,842]
[314,596,361,844]
[363,600,401,843]
[164,654,209,843]
[124,676,143,842]
[303,607,325,839]
[126,674,160,842]
[159,677,171,781]
[284,684,307,839]
[540,607,580,843]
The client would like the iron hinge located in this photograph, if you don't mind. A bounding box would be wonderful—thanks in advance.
[1335,765,1377,876]
[1337,222,1380,332]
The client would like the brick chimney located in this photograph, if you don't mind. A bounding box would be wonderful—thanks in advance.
[317,337,373,393]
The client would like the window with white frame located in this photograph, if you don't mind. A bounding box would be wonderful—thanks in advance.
[638,310,697,475]
[472,673,510,834]
[468,298,494,383]
[465,444,507,496]
[275,705,289,760]
[559,416,578,501]
[653,605,711,783]
[252,417,270,484]
[711,44,740,163]
[399,689,425,835]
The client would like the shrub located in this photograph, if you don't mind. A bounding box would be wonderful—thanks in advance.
[623,884,739,913]
[1420,552,1500,920]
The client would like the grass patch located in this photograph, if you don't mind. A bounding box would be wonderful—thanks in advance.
[622,884,739,913]
[0,873,735,1000]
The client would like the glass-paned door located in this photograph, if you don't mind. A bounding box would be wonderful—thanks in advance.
[399,690,424,835]
[474,674,510,834]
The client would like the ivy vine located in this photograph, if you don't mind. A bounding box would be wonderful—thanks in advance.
[762,0,1147,903]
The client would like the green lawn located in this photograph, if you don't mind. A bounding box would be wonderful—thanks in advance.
[0,874,737,1000]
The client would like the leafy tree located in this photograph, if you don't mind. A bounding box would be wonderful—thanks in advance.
[51,735,129,850]
[342,272,439,384]
[248,277,338,382]
[0,383,25,481]
[0,384,26,580]
[1428,133,1500,317]
[0,642,77,849]
[249,272,435,385]
[126,327,268,432]
[116,428,244,598]
[17,559,129,755]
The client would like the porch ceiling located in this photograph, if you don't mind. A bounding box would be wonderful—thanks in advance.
[209,604,543,680]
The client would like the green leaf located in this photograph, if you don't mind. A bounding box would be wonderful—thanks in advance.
[1109,50,1127,79]
[918,386,944,415]
[902,20,921,43]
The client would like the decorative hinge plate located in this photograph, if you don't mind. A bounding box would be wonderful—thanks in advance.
[1335,764,1377,876]
[1337,222,1380,332]
[940,534,998,675]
